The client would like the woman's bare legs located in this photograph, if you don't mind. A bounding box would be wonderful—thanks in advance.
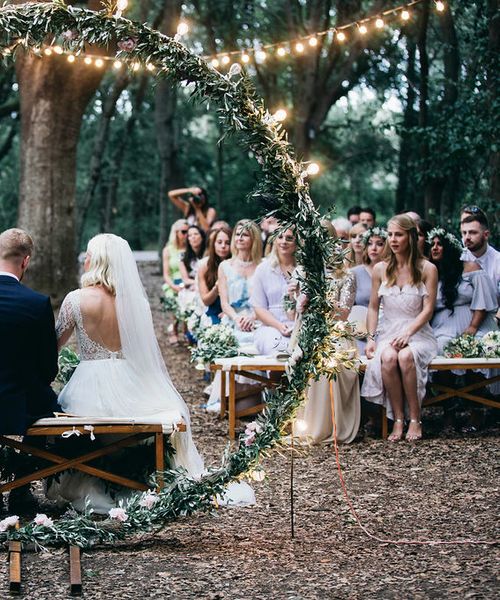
[398,347,422,440]
[381,346,405,441]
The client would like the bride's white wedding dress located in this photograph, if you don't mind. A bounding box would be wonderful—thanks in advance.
[47,235,253,513]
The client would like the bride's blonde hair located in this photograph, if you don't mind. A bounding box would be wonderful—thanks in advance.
[81,234,117,294]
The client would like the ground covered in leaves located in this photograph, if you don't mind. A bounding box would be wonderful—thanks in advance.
[1,262,499,599]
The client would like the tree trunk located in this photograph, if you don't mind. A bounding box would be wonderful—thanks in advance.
[396,37,417,214]
[14,0,105,303]
[155,0,183,259]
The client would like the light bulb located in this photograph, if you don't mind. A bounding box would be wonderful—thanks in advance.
[306,162,320,176]
[256,50,266,62]
[221,55,231,65]
[359,24,368,35]
[277,47,286,57]
[401,10,410,21]
[211,58,219,68]
[67,54,75,63]
[336,31,346,42]
[295,42,304,53]
[84,56,92,65]
[44,48,53,56]
[308,37,318,47]
[274,109,287,122]
[375,18,384,29]
[95,58,104,68]
[146,63,155,71]
[53,45,63,55]
[116,0,128,17]
[177,21,189,36]
[294,419,308,434]
[436,1,445,11]
[113,60,122,69]
[132,62,140,71]
[241,53,250,63]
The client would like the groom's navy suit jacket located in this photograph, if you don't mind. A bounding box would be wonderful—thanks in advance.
[0,274,59,434]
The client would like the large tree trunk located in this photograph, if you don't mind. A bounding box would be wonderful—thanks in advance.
[155,0,184,258]
[14,0,105,303]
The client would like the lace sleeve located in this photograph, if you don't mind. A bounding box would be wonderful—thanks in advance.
[55,292,77,341]
[339,272,356,312]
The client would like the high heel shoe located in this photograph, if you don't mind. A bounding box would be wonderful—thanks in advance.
[405,419,422,441]
[388,418,405,442]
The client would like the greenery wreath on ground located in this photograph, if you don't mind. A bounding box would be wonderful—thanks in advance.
[0,0,358,548]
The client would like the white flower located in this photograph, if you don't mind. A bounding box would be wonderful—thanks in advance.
[34,513,53,527]
[139,492,158,510]
[0,515,19,532]
[109,507,128,522]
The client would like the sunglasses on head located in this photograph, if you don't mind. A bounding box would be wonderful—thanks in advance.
[178,229,189,234]
[462,205,484,215]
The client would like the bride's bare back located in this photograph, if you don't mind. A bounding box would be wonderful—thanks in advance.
[79,286,121,352]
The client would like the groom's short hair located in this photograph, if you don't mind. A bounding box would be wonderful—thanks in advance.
[0,228,34,262]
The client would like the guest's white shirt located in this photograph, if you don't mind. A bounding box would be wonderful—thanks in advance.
[0,271,19,281]
[461,245,500,302]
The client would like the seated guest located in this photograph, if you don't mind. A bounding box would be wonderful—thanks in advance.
[162,219,188,344]
[429,227,497,353]
[350,227,387,354]
[197,226,232,324]
[416,220,433,258]
[218,219,262,344]
[251,228,297,354]
[359,208,376,228]
[347,205,362,225]
[460,207,500,302]
[296,222,361,444]
[347,222,368,267]
[179,225,206,290]
[331,217,351,245]
[362,214,438,442]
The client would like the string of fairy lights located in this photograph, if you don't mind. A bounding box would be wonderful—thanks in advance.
[1,0,447,74]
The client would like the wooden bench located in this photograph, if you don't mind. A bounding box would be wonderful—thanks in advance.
[0,416,186,495]
[211,356,500,439]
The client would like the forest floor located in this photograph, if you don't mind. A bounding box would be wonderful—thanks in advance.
[1,261,499,599]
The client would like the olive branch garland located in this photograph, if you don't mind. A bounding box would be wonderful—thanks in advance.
[0,1,350,548]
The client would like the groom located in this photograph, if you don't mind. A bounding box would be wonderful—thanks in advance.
[0,228,59,511]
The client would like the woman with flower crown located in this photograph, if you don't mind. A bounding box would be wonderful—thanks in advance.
[361,214,438,442]
[429,227,497,353]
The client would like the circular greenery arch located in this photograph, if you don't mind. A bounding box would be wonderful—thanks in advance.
[0,1,350,548]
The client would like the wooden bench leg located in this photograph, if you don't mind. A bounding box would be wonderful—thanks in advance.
[8,539,21,595]
[155,432,165,491]
[69,545,82,596]
[229,371,236,440]
[220,370,227,419]
[381,406,388,439]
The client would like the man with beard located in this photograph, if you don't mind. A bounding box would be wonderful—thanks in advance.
[460,207,500,303]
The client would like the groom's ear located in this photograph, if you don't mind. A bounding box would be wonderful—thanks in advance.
[21,255,31,271]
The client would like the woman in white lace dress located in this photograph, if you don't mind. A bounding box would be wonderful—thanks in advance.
[361,215,438,442]
[49,234,204,512]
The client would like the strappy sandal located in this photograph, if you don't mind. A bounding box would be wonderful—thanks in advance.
[388,418,405,442]
[405,419,423,441]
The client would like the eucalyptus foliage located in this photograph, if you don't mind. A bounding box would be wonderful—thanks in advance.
[0,1,350,548]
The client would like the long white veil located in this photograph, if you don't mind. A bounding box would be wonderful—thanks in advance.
[107,234,204,476]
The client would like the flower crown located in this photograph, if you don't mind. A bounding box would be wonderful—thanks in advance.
[361,227,388,246]
[427,227,463,251]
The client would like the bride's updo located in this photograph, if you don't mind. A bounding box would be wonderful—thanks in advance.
[81,234,118,295]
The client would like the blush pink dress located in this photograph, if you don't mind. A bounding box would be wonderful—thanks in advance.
[361,282,438,420]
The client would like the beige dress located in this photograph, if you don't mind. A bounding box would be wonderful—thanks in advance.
[297,271,361,444]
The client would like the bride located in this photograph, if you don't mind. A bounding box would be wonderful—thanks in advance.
[48,234,205,512]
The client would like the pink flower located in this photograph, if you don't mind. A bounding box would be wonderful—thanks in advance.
[117,38,138,52]
[244,432,256,446]
[109,507,128,522]
[139,493,158,510]
[245,421,262,435]
[62,30,78,41]
[0,515,19,532]
[34,513,54,528]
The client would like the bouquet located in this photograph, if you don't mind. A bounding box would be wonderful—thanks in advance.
[190,324,239,365]
[54,347,80,388]
[481,330,500,358]
[444,334,484,359]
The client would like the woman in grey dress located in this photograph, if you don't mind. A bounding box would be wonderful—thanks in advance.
[350,227,387,354]
[251,229,297,355]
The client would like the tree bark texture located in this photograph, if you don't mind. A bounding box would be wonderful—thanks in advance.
[14,0,105,303]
